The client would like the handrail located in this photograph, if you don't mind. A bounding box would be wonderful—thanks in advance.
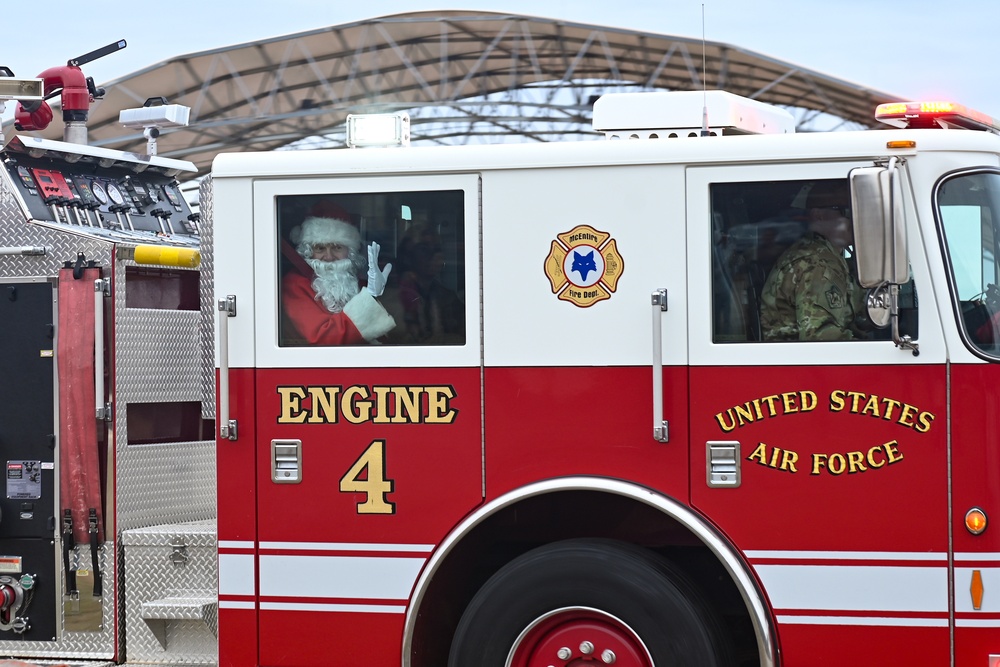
[217,295,237,440]
[651,288,669,442]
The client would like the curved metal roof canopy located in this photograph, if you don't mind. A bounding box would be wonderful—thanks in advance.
[9,10,902,178]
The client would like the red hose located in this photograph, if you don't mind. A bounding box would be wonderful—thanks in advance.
[57,266,104,545]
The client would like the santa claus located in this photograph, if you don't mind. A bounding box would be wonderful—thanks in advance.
[281,210,395,345]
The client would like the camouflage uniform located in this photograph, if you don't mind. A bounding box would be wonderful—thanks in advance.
[760,232,865,341]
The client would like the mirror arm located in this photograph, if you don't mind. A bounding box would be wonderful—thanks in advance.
[882,158,919,356]
[889,283,919,356]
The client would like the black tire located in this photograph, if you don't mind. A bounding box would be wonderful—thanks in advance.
[448,538,734,667]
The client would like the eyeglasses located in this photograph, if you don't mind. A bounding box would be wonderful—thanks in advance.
[312,242,348,253]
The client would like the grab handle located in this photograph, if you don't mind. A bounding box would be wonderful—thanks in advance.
[217,295,238,441]
[651,289,669,443]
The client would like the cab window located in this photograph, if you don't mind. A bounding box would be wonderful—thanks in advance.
[710,178,917,343]
[938,171,1000,356]
[276,190,466,347]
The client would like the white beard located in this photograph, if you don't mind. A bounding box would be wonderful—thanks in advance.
[306,257,360,313]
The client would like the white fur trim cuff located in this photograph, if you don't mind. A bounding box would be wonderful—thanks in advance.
[343,290,396,341]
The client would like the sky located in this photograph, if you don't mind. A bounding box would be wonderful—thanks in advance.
[2,0,997,124]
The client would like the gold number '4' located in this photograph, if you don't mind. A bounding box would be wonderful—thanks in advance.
[339,440,395,514]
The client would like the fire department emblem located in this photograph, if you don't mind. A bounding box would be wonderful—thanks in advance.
[544,224,624,307]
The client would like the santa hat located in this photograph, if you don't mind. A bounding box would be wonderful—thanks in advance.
[290,211,361,250]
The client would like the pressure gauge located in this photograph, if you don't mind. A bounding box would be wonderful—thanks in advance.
[92,181,108,205]
[107,182,125,206]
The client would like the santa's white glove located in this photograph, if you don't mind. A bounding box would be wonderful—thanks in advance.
[366,241,392,297]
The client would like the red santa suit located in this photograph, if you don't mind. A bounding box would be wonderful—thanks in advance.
[281,214,395,345]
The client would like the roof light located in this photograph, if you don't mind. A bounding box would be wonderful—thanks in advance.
[875,100,1000,133]
[346,112,410,148]
[0,76,44,101]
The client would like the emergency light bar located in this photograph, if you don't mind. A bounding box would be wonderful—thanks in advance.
[346,112,410,148]
[875,101,1000,133]
[593,90,796,138]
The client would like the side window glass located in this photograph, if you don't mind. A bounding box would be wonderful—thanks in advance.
[710,179,917,343]
[277,191,466,347]
[938,172,1000,355]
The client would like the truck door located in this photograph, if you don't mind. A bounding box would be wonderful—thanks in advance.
[934,167,1000,666]
[686,164,949,666]
[250,174,482,666]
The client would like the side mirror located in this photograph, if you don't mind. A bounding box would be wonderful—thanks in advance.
[850,161,919,356]
[850,164,908,287]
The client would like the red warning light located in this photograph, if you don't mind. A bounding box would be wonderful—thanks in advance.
[875,100,1000,132]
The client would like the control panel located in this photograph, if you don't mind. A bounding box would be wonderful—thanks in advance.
[0,136,199,247]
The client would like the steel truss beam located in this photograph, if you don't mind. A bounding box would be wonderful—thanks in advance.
[7,11,900,179]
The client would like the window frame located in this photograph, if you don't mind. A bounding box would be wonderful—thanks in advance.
[252,173,482,369]
[688,162,942,367]
[934,167,1000,361]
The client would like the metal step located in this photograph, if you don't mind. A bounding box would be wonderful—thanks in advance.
[140,595,218,649]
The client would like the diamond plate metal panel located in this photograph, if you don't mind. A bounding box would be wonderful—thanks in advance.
[0,196,113,280]
[122,521,217,664]
[115,442,216,533]
[118,308,203,403]
[199,178,216,421]
[112,254,216,533]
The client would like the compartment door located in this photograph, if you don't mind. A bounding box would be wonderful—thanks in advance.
[0,279,57,641]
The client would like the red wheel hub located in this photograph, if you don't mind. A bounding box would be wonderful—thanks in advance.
[508,607,653,667]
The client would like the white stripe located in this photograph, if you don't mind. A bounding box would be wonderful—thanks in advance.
[219,554,256,596]
[259,542,434,553]
[955,553,1000,562]
[755,565,948,612]
[260,555,425,600]
[219,600,256,610]
[956,619,1000,628]
[745,550,947,561]
[777,615,948,627]
[261,602,406,614]
[219,540,255,550]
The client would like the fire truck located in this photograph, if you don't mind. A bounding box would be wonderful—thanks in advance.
[1,43,999,667]
[210,93,1000,667]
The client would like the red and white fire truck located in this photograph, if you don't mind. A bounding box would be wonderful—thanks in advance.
[210,91,1000,667]
[2,42,1000,667]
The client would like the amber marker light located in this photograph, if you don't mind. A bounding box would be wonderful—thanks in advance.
[965,507,988,535]
[887,140,917,149]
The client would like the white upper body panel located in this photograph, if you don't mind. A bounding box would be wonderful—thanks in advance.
[212,127,1000,369]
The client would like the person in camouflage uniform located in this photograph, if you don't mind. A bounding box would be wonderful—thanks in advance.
[760,180,868,341]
